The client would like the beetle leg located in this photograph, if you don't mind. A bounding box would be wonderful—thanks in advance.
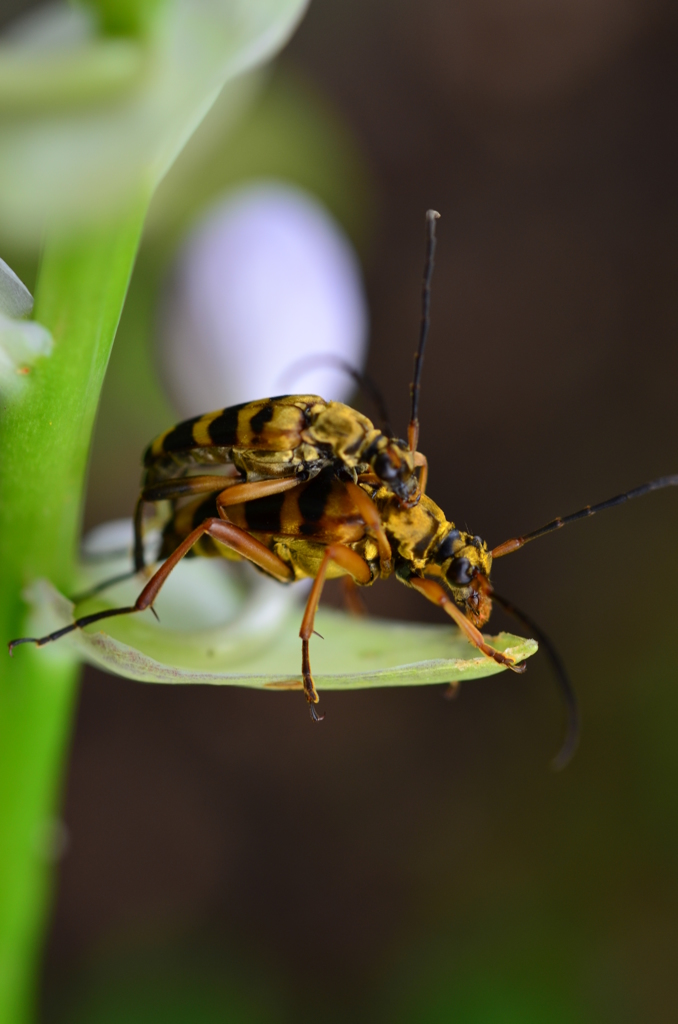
[8,518,293,654]
[142,474,240,504]
[413,451,428,496]
[135,471,241,571]
[216,475,302,511]
[409,577,526,673]
[298,543,372,719]
[342,575,368,616]
[133,495,146,572]
[344,481,392,573]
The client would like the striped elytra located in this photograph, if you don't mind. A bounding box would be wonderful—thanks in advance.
[145,395,319,464]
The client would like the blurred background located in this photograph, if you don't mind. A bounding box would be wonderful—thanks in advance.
[3,0,678,1020]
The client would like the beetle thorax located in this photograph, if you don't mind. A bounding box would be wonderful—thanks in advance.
[373,489,449,570]
[304,402,419,501]
[302,401,376,466]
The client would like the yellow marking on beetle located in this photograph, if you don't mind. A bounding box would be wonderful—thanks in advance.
[236,402,309,450]
[151,428,172,458]
[191,410,221,447]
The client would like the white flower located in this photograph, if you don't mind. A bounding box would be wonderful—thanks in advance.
[0,256,33,318]
[0,0,310,241]
[158,181,369,416]
[0,257,53,395]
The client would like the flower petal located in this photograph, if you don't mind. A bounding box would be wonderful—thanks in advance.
[158,183,368,415]
[0,256,33,318]
[0,312,53,395]
[0,0,310,240]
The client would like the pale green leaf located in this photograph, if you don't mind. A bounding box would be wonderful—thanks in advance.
[22,569,538,689]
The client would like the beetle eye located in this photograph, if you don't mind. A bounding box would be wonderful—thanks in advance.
[437,529,461,561]
[373,451,400,482]
[447,556,472,586]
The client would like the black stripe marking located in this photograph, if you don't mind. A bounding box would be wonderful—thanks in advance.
[158,495,219,560]
[159,521,180,560]
[192,495,219,529]
[413,525,436,557]
[362,437,383,462]
[298,468,335,525]
[249,401,275,439]
[208,402,249,446]
[244,492,286,534]
[161,415,202,453]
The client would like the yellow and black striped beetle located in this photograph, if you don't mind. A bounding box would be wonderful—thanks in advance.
[10,211,678,767]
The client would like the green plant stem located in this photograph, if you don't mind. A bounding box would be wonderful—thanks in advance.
[0,196,149,1024]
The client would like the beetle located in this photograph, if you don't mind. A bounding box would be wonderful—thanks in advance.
[9,211,677,766]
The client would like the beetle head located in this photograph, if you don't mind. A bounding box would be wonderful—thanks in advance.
[431,527,494,626]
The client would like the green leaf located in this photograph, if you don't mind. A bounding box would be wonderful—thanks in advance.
[0,43,145,111]
[22,570,538,688]
[0,200,149,1024]
[81,0,169,39]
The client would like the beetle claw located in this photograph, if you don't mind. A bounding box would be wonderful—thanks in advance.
[309,702,326,723]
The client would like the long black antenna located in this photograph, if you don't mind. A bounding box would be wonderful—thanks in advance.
[279,354,393,436]
[492,475,678,559]
[408,209,440,453]
[491,591,579,771]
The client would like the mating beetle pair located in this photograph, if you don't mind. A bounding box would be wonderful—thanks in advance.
[11,211,677,767]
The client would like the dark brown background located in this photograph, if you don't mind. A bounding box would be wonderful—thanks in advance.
[3,0,674,1020]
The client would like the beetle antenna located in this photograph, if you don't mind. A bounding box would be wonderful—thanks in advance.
[408,209,440,453]
[491,591,579,770]
[278,354,394,436]
[492,475,678,559]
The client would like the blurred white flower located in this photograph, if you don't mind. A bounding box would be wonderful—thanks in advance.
[158,182,369,416]
[0,257,53,395]
[0,315,53,394]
